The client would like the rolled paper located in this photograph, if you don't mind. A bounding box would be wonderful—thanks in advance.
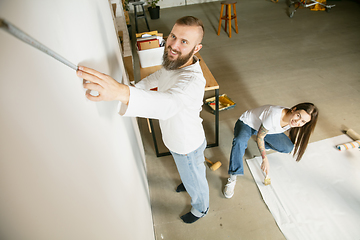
[336,140,360,151]
[346,129,360,141]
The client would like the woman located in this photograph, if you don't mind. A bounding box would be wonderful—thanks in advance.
[224,102,319,198]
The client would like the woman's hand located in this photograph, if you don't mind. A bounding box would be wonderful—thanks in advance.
[261,157,270,175]
[256,124,270,175]
[77,66,130,104]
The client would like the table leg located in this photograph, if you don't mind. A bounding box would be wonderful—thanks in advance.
[149,87,219,157]
[207,88,219,148]
[215,88,219,146]
[148,118,171,157]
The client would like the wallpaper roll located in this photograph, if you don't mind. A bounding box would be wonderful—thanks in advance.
[346,129,360,140]
[336,140,360,151]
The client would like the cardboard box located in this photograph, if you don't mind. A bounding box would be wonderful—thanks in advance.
[136,31,158,38]
[138,39,159,50]
[138,46,164,68]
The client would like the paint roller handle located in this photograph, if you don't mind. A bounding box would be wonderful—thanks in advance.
[346,129,360,141]
[0,18,78,71]
[205,157,213,164]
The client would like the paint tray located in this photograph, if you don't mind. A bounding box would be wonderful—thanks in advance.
[205,94,236,114]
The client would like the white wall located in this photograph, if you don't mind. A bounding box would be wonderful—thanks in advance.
[132,0,219,10]
[0,1,154,240]
[157,0,219,8]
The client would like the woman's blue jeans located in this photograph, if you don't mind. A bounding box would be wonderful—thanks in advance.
[170,139,209,218]
[229,119,294,175]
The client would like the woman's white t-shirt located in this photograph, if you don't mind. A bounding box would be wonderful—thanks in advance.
[239,105,291,134]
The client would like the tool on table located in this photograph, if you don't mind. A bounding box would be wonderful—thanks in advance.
[205,157,222,171]
[0,18,77,71]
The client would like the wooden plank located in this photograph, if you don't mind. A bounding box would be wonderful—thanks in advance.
[195,52,219,91]
[124,56,134,82]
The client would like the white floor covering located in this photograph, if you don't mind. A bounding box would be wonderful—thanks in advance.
[246,135,360,240]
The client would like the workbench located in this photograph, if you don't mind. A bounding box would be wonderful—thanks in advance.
[140,52,219,157]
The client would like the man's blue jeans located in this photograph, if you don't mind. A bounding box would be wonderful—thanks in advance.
[229,119,294,175]
[170,139,209,218]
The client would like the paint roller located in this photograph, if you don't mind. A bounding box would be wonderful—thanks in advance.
[0,19,104,96]
[264,175,271,185]
[336,140,360,151]
[205,157,222,171]
[0,18,77,70]
[335,128,360,151]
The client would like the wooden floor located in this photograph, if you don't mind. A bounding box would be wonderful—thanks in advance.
[129,0,360,239]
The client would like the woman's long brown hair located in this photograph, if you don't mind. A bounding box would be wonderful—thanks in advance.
[288,102,319,161]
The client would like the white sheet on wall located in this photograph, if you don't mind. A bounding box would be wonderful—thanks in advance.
[0,1,153,240]
[246,135,360,240]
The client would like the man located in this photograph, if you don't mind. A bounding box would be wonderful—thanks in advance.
[77,16,209,224]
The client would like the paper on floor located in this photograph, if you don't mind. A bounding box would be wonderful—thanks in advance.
[246,135,360,240]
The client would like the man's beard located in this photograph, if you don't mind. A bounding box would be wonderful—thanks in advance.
[162,46,195,70]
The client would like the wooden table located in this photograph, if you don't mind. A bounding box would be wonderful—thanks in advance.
[140,52,219,157]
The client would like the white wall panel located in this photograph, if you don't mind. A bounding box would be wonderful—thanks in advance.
[0,1,154,240]
[156,0,219,9]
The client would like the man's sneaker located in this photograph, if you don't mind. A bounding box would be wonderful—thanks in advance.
[224,178,236,198]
